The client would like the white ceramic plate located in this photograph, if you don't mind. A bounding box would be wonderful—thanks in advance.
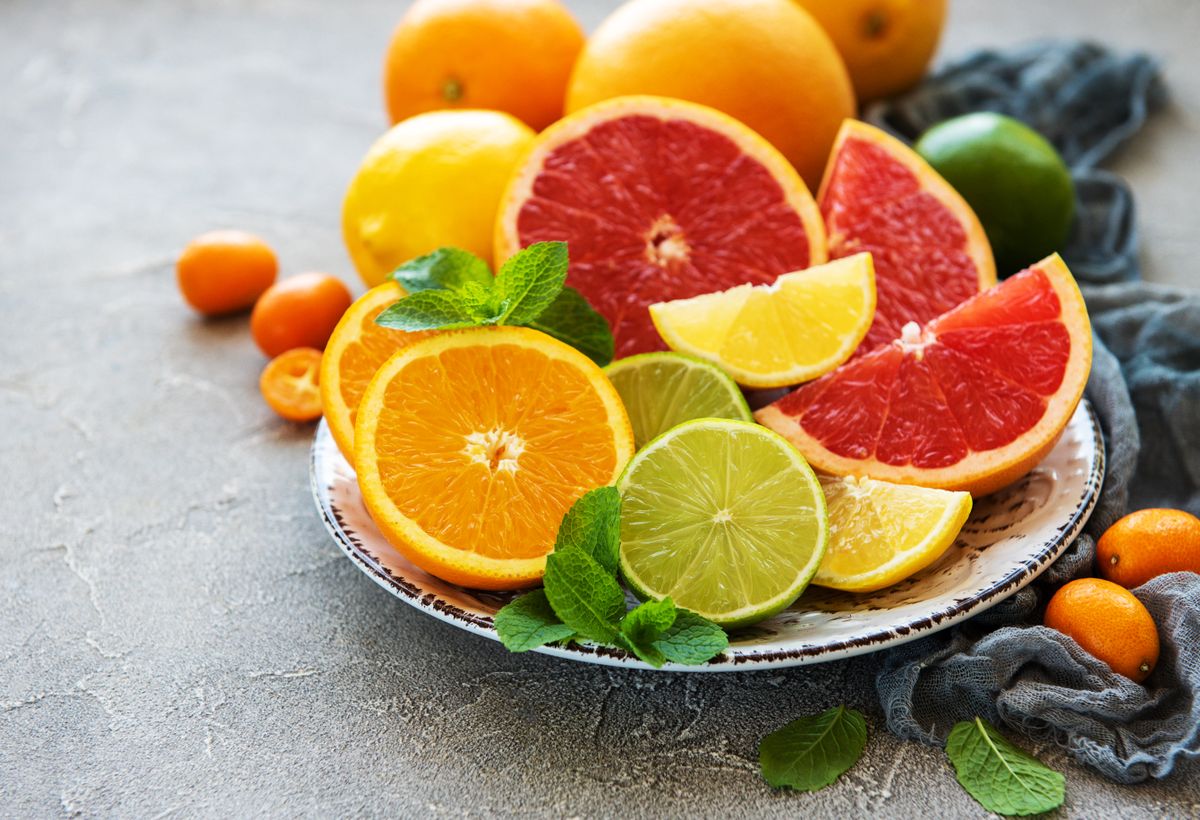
[311,401,1104,672]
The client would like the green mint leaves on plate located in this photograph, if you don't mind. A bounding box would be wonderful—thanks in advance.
[946,717,1065,816]
[376,241,615,366]
[493,486,728,667]
[759,705,868,792]
[490,590,575,654]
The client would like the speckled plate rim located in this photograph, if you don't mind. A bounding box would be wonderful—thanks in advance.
[311,400,1104,672]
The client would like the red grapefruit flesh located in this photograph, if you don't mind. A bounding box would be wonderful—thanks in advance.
[755,254,1092,496]
[495,96,827,359]
[819,120,996,354]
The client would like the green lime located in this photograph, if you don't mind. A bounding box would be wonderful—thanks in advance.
[604,352,753,449]
[915,112,1075,276]
[617,419,828,627]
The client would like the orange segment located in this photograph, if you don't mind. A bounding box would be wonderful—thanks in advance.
[354,326,634,589]
[319,282,435,461]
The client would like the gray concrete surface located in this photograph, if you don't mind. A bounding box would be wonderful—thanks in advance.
[2,0,1198,816]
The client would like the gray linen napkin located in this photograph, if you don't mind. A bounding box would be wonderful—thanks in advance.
[861,40,1200,783]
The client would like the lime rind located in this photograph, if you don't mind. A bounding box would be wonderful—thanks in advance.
[616,418,828,628]
[604,352,753,449]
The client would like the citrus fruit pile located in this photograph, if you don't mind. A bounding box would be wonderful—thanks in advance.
[175,0,1191,678]
[303,0,1103,636]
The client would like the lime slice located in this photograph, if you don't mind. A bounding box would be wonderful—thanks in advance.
[815,476,972,593]
[617,419,828,627]
[604,352,753,449]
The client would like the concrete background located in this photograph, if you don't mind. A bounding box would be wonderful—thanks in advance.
[2,0,1197,816]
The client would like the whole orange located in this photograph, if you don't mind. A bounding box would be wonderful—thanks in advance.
[793,0,947,102]
[1097,508,1200,589]
[251,273,352,358]
[565,0,856,188]
[1043,578,1159,683]
[383,0,585,131]
[176,230,277,316]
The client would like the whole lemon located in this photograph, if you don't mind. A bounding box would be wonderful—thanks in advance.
[565,0,855,188]
[915,113,1075,276]
[793,0,947,102]
[383,0,585,131]
[342,110,535,286]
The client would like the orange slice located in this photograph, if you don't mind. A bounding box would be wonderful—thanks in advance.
[354,326,635,589]
[494,95,827,359]
[319,282,435,462]
[756,255,1091,496]
[819,119,996,354]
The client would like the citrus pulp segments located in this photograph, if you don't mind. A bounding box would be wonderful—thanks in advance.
[320,281,432,462]
[819,119,996,353]
[603,352,753,449]
[648,253,876,388]
[756,254,1092,497]
[494,96,828,359]
[353,326,635,590]
[616,419,828,627]
[815,476,972,593]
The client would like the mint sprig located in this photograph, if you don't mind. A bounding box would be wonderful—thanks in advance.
[493,488,728,667]
[491,589,575,653]
[376,242,614,366]
[759,705,867,792]
[945,718,1065,816]
[391,247,493,293]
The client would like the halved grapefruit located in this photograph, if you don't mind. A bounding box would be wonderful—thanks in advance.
[819,119,996,354]
[495,96,827,359]
[756,254,1091,497]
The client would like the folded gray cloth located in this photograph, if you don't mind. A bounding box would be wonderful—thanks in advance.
[863,40,1200,783]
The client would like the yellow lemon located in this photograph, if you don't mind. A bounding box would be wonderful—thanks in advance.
[648,253,876,388]
[342,110,534,286]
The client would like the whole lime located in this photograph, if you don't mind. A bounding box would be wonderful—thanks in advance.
[915,113,1075,276]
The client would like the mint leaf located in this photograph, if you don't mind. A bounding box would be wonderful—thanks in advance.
[759,705,867,792]
[617,597,677,667]
[493,590,575,652]
[494,241,568,325]
[457,280,501,322]
[375,289,477,331]
[945,718,1065,816]
[390,247,492,293]
[542,547,625,644]
[529,286,615,366]
[652,609,728,665]
[555,486,620,575]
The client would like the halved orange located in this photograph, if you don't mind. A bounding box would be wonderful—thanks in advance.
[495,95,827,359]
[756,254,1091,497]
[819,119,996,354]
[319,281,435,462]
[354,326,635,589]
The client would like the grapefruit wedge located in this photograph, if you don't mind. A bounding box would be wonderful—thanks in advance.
[495,96,827,359]
[756,255,1092,497]
[820,119,996,353]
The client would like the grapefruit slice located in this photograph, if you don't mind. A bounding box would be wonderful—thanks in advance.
[755,255,1091,497]
[819,119,996,354]
[495,96,827,359]
[354,326,634,590]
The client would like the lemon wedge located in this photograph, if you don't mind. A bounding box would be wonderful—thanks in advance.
[648,253,876,388]
[815,475,972,593]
